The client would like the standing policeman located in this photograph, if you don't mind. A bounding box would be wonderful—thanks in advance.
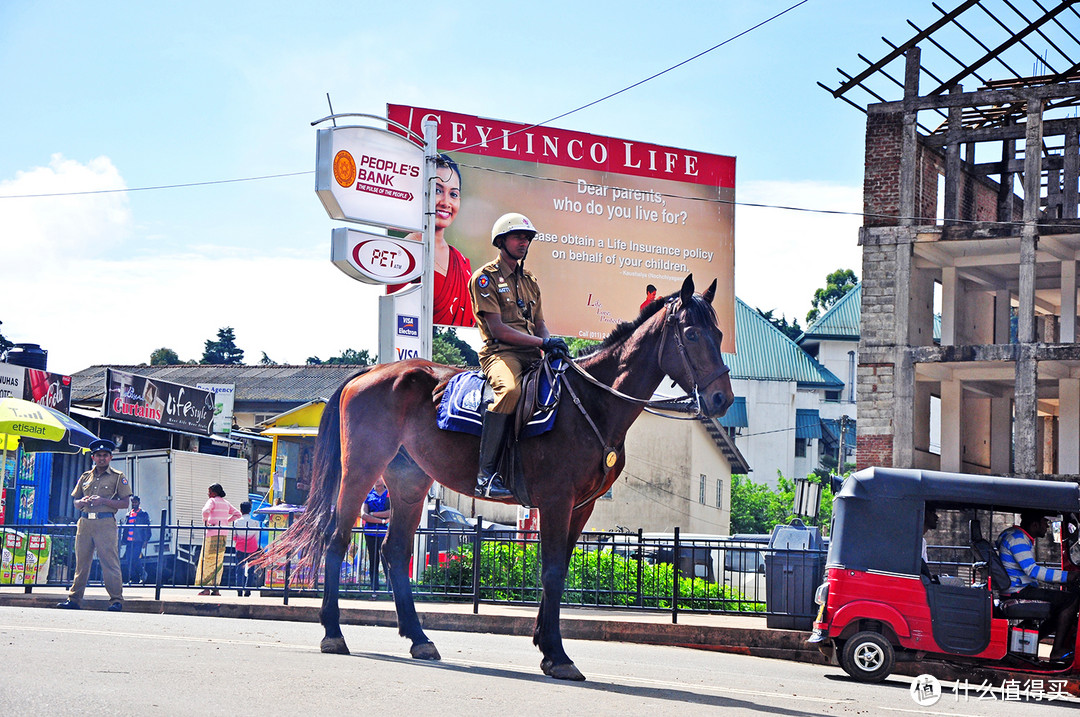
[57,438,131,611]
[468,213,569,499]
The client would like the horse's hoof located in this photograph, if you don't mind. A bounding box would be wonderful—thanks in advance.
[320,637,350,655]
[541,659,586,681]
[410,641,441,660]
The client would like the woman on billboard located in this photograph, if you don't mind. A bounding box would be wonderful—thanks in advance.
[387,154,475,327]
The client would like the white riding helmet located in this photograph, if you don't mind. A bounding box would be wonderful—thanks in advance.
[491,212,538,247]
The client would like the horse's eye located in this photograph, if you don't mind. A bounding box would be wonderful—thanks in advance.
[685,328,699,342]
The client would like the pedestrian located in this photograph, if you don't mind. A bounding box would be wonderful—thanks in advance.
[232,501,261,596]
[56,438,130,611]
[196,483,240,596]
[468,212,569,499]
[360,477,390,591]
[121,495,151,584]
[640,284,657,312]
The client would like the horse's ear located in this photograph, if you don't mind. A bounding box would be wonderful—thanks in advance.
[680,274,695,305]
[703,279,717,305]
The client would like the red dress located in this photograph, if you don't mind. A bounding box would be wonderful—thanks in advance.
[387,246,475,327]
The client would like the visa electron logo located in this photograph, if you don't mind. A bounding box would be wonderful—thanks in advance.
[397,316,419,337]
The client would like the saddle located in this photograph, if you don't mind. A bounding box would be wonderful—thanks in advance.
[435,357,565,438]
[435,357,566,506]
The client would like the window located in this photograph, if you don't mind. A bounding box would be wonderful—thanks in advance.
[795,437,808,457]
[715,479,723,509]
[825,390,841,403]
[699,474,706,505]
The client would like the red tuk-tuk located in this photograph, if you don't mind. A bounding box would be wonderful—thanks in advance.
[809,467,1080,684]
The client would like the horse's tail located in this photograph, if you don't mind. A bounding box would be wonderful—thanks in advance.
[254,367,373,577]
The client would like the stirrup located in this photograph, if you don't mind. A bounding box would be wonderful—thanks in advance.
[476,474,512,499]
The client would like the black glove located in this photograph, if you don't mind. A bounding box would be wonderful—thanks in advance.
[541,336,570,359]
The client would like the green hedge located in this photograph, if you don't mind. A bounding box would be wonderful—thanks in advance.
[420,541,763,612]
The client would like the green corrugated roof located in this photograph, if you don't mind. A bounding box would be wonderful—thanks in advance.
[723,298,844,388]
[799,283,861,340]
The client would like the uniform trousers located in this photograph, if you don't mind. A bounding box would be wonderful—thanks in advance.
[480,352,536,414]
[68,517,124,604]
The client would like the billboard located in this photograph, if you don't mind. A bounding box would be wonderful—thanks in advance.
[104,369,215,435]
[195,383,235,436]
[387,104,735,350]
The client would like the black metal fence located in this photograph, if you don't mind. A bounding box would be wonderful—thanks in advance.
[0,518,833,623]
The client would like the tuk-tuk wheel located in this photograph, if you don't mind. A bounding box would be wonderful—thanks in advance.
[840,631,895,683]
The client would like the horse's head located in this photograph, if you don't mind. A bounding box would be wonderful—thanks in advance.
[659,274,735,418]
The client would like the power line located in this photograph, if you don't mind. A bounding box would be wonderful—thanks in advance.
[0,170,313,199]
[452,0,810,154]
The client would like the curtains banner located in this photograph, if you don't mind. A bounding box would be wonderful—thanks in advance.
[387,104,736,350]
[104,369,215,435]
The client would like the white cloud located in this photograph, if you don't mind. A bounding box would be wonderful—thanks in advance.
[735,180,863,327]
[0,154,132,265]
[0,156,383,373]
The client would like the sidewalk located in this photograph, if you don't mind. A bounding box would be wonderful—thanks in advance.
[0,585,825,664]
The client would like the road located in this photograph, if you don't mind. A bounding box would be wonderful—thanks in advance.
[0,606,1076,715]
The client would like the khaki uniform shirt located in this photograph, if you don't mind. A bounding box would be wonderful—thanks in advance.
[469,257,545,362]
[72,466,131,516]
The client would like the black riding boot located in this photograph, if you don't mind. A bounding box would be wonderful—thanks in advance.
[475,411,513,500]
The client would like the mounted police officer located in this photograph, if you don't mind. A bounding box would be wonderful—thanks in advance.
[57,438,131,611]
[469,212,569,499]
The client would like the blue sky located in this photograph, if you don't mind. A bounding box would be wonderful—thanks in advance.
[0,2,942,371]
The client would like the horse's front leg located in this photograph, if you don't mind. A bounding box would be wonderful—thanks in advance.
[382,484,441,660]
[533,504,590,681]
[320,515,352,654]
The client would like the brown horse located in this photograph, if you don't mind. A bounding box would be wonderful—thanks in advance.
[260,274,733,680]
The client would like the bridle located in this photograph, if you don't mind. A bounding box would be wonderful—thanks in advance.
[555,297,731,508]
[563,297,730,420]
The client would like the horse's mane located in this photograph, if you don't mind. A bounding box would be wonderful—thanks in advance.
[575,290,717,358]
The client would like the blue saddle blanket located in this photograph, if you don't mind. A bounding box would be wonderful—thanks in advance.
[436,361,563,438]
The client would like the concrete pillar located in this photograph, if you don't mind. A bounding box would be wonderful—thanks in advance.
[1060,378,1080,474]
[941,266,957,346]
[995,290,1011,344]
[1063,260,1077,344]
[990,397,1012,474]
[1014,352,1039,474]
[940,379,962,472]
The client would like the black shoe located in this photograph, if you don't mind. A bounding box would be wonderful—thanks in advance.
[475,411,513,499]
[479,475,513,500]
[244,591,252,597]
[107,602,123,612]
[238,590,244,597]
[56,599,81,610]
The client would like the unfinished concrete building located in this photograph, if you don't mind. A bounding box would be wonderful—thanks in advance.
[822,0,1080,478]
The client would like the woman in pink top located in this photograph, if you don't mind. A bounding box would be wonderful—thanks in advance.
[196,483,241,596]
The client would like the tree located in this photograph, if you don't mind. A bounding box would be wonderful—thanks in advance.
[201,327,245,365]
[434,328,478,366]
[567,337,599,356]
[729,472,834,534]
[755,308,802,342]
[149,347,181,365]
[259,351,277,365]
[0,320,13,359]
[806,269,858,325]
[306,348,374,365]
[432,339,464,366]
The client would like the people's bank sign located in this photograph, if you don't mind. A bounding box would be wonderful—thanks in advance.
[387,104,736,350]
[316,126,425,285]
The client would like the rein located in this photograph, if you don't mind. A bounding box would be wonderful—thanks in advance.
[565,299,730,420]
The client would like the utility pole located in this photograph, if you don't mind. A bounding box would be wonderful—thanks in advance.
[838,414,851,474]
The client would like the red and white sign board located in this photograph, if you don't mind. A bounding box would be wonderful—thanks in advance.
[315,126,425,231]
[331,227,424,285]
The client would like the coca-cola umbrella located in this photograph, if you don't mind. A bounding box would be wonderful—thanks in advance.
[0,397,100,469]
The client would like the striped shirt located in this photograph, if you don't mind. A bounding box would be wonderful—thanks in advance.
[996,525,1068,593]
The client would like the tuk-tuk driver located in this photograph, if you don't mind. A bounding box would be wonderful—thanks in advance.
[998,510,1080,661]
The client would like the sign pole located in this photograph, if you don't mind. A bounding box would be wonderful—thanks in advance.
[420,120,437,360]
